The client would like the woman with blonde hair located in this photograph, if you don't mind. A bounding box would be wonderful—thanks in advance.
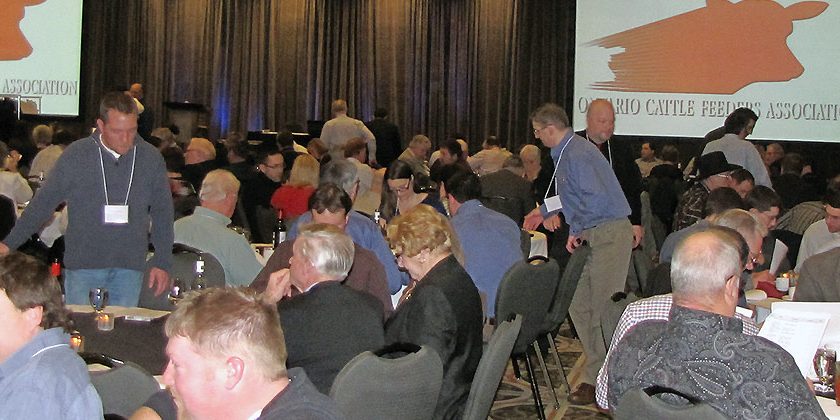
[270,154,319,221]
[385,204,482,419]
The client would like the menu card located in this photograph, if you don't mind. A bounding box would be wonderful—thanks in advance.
[759,308,830,376]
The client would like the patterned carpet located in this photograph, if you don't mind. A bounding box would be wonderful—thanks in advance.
[488,326,611,419]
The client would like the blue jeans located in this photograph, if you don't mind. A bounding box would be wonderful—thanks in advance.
[64,268,144,307]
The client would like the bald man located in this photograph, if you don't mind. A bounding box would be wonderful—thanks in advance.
[576,99,644,248]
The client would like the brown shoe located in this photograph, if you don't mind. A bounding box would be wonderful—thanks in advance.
[567,383,596,405]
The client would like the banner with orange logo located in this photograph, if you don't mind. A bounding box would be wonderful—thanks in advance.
[574,0,837,141]
[0,0,83,116]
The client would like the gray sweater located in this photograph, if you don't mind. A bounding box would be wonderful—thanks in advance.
[4,134,173,271]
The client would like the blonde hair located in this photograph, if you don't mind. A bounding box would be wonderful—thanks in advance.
[387,204,462,263]
[165,287,287,381]
[188,137,217,160]
[288,154,320,188]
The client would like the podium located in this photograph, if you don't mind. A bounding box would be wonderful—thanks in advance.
[164,101,208,145]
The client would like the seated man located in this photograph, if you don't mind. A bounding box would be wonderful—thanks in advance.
[479,155,536,226]
[672,151,740,231]
[604,228,822,417]
[745,186,790,284]
[0,252,102,418]
[175,169,262,286]
[795,246,840,302]
[442,169,522,318]
[289,159,408,294]
[797,185,840,271]
[252,183,393,317]
[467,135,512,176]
[162,287,343,419]
[397,134,432,177]
[262,223,386,394]
[181,137,219,192]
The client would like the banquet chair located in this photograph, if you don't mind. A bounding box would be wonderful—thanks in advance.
[495,257,561,420]
[462,315,523,420]
[83,353,160,419]
[537,245,590,396]
[614,386,728,420]
[329,343,443,420]
[0,194,16,241]
[138,244,226,310]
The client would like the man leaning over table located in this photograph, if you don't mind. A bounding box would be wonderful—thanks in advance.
[523,102,633,405]
[0,252,103,419]
[604,228,825,418]
[0,92,173,307]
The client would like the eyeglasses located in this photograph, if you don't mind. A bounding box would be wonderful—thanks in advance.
[262,163,283,170]
[532,124,553,135]
[388,177,412,193]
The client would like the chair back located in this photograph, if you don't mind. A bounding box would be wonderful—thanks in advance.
[614,386,728,420]
[138,244,226,310]
[541,244,589,334]
[0,194,16,241]
[495,257,560,355]
[329,344,443,420]
[84,354,160,418]
[462,315,523,420]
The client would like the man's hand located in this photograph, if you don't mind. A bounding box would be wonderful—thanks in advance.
[632,225,644,249]
[542,214,561,232]
[148,267,171,296]
[0,243,9,256]
[566,234,582,253]
[751,270,775,288]
[523,207,544,231]
[263,268,293,305]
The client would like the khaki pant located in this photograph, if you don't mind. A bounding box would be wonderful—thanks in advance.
[569,218,633,384]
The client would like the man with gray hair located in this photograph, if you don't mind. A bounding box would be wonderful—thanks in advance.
[320,98,377,164]
[263,223,385,394]
[175,169,261,286]
[604,227,822,417]
[397,134,432,176]
[289,159,408,294]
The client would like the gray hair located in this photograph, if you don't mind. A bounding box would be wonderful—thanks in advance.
[296,224,354,280]
[530,103,570,129]
[671,227,744,297]
[199,169,240,202]
[713,208,767,244]
[320,159,359,195]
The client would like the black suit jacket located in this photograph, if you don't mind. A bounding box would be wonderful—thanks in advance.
[279,281,386,394]
[480,169,536,226]
[576,131,644,225]
[365,118,401,167]
[385,255,483,420]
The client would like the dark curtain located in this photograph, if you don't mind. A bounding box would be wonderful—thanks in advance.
[80,0,575,152]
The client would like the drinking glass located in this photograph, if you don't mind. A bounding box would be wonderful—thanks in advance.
[814,348,836,390]
[88,288,109,313]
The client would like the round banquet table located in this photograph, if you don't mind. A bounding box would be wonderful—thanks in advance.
[71,311,169,375]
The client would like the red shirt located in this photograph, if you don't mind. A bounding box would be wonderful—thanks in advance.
[271,185,315,220]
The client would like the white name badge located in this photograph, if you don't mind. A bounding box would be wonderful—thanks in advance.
[103,205,129,224]
[544,195,563,212]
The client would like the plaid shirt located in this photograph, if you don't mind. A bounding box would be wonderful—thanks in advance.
[595,294,759,410]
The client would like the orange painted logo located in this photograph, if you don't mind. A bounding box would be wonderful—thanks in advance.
[0,0,47,61]
[588,0,828,94]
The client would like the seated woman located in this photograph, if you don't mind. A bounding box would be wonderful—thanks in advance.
[378,160,446,224]
[270,153,319,221]
[385,205,483,419]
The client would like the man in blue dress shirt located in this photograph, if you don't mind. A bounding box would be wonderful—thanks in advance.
[525,102,633,405]
[442,169,523,318]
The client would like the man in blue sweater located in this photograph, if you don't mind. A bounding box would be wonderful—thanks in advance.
[0,92,173,306]
[525,103,633,405]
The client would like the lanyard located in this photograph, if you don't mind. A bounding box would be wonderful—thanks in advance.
[544,133,574,200]
[98,141,137,206]
[31,343,68,358]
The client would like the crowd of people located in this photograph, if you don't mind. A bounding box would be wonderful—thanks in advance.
[0,89,838,419]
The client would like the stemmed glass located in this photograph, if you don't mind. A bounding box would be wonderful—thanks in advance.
[168,278,186,306]
[88,288,109,313]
